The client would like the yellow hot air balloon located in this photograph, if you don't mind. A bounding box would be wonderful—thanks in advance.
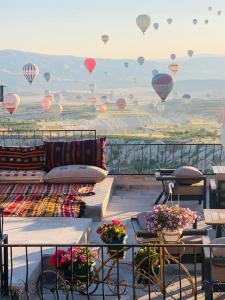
[168,63,180,76]
[136,14,151,34]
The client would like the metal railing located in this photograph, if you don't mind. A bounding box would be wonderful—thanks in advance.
[0,242,225,299]
[106,143,225,175]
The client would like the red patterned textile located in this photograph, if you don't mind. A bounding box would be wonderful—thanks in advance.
[0,145,45,170]
[0,183,94,217]
[44,138,107,171]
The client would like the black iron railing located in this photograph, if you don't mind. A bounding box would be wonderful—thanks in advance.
[106,143,225,174]
[0,242,225,299]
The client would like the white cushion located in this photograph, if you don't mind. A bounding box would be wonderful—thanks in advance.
[212,237,225,257]
[173,166,202,185]
[0,170,47,183]
[44,165,108,184]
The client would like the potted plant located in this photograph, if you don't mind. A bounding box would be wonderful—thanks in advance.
[145,204,197,242]
[49,247,98,283]
[134,246,160,284]
[97,219,127,259]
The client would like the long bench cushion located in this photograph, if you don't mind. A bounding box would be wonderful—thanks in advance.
[0,170,46,183]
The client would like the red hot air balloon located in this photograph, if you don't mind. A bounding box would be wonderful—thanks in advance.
[116,98,127,110]
[152,73,174,103]
[84,58,96,74]
[41,96,51,112]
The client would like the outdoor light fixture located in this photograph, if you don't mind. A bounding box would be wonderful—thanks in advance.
[0,85,5,102]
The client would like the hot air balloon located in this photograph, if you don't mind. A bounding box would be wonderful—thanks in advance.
[117,98,127,110]
[44,72,51,82]
[89,96,98,104]
[168,63,180,76]
[208,6,212,12]
[41,96,51,112]
[89,83,96,93]
[182,94,192,104]
[193,19,198,25]
[100,95,108,103]
[204,19,209,25]
[136,14,151,34]
[217,11,222,16]
[167,18,173,25]
[49,102,63,115]
[124,62,129,68]
[4,93,20,115]
[84,58,96,74]
[89,105,97,113]
[101,34,109,44]
[152,73,174,103]
[153,23,159,30]
[99,104,107,113]
[152,69,159,77]
[187,50,194,57]
[23,63,39,84]
[128,94,135,101]
[170,54,176,61]
[137,56,145,66]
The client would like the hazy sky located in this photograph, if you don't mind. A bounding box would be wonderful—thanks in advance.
[0,0,225,59]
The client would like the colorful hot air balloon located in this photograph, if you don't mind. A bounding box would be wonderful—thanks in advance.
[99,104,107,113]
[116,98,127,110]
[187,50,194,57]
[41,96,51,112]
[152,69,159,77]
[168,63,180,76]
[167,18,173,25]
[137,56,145,66]
[182,94,192,104]
[152,73,174,102]
[84,58,96,74]
[89,83,96,93]
[136,14,151,34]
[193,19,198,25]
[153,23,159,30]
[100,95,108,103]
[23,63,39,84]
[89,96,98,104]
[101,34,109,44]
[44,72,51,82]
[170,54,176,61]
[124,62,129,68]
[4,93,20,115]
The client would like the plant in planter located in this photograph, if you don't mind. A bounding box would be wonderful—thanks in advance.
[145,204,197,242]
[49,247,98,283]
[97,219,127,259]
[134,246,159,284]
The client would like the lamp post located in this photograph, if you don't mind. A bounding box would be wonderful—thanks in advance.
[0,85,5,102]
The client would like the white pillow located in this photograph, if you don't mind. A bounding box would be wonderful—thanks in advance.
[44,165,108,184]
[173,166,202,185]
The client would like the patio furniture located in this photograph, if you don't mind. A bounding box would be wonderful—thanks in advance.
[131,212,207,265]
[204,209,225,238]
[209,166,225,209]
[155,168,207,208]
[203,235,225,300]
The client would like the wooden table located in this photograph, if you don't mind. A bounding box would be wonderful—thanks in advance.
[204,209,225,237]
[212,166,225,179]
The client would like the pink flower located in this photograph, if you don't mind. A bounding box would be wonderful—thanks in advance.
[80,255,87,263]
[112,219,121,226]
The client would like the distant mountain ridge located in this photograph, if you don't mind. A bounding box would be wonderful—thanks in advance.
[0,49,225,94]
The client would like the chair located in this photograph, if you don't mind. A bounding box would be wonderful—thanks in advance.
[203,236,225,300]
[155,168,207,209]
[209,179,225,209]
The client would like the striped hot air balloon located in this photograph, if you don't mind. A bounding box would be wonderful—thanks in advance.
[137,56,145,66]
[136,14,151,34]
[152,73,174,102]
[23,63,39,84]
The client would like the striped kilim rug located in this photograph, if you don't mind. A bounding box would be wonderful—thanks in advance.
[0,183,94,217]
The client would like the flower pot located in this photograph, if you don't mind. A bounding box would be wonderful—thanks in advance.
[63,263,95,283]
[161,229,182,242]
[105,236,127,260]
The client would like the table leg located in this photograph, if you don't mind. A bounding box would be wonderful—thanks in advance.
[216,225,222,238]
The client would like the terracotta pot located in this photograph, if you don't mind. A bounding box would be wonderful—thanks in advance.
[161,229,182,242]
